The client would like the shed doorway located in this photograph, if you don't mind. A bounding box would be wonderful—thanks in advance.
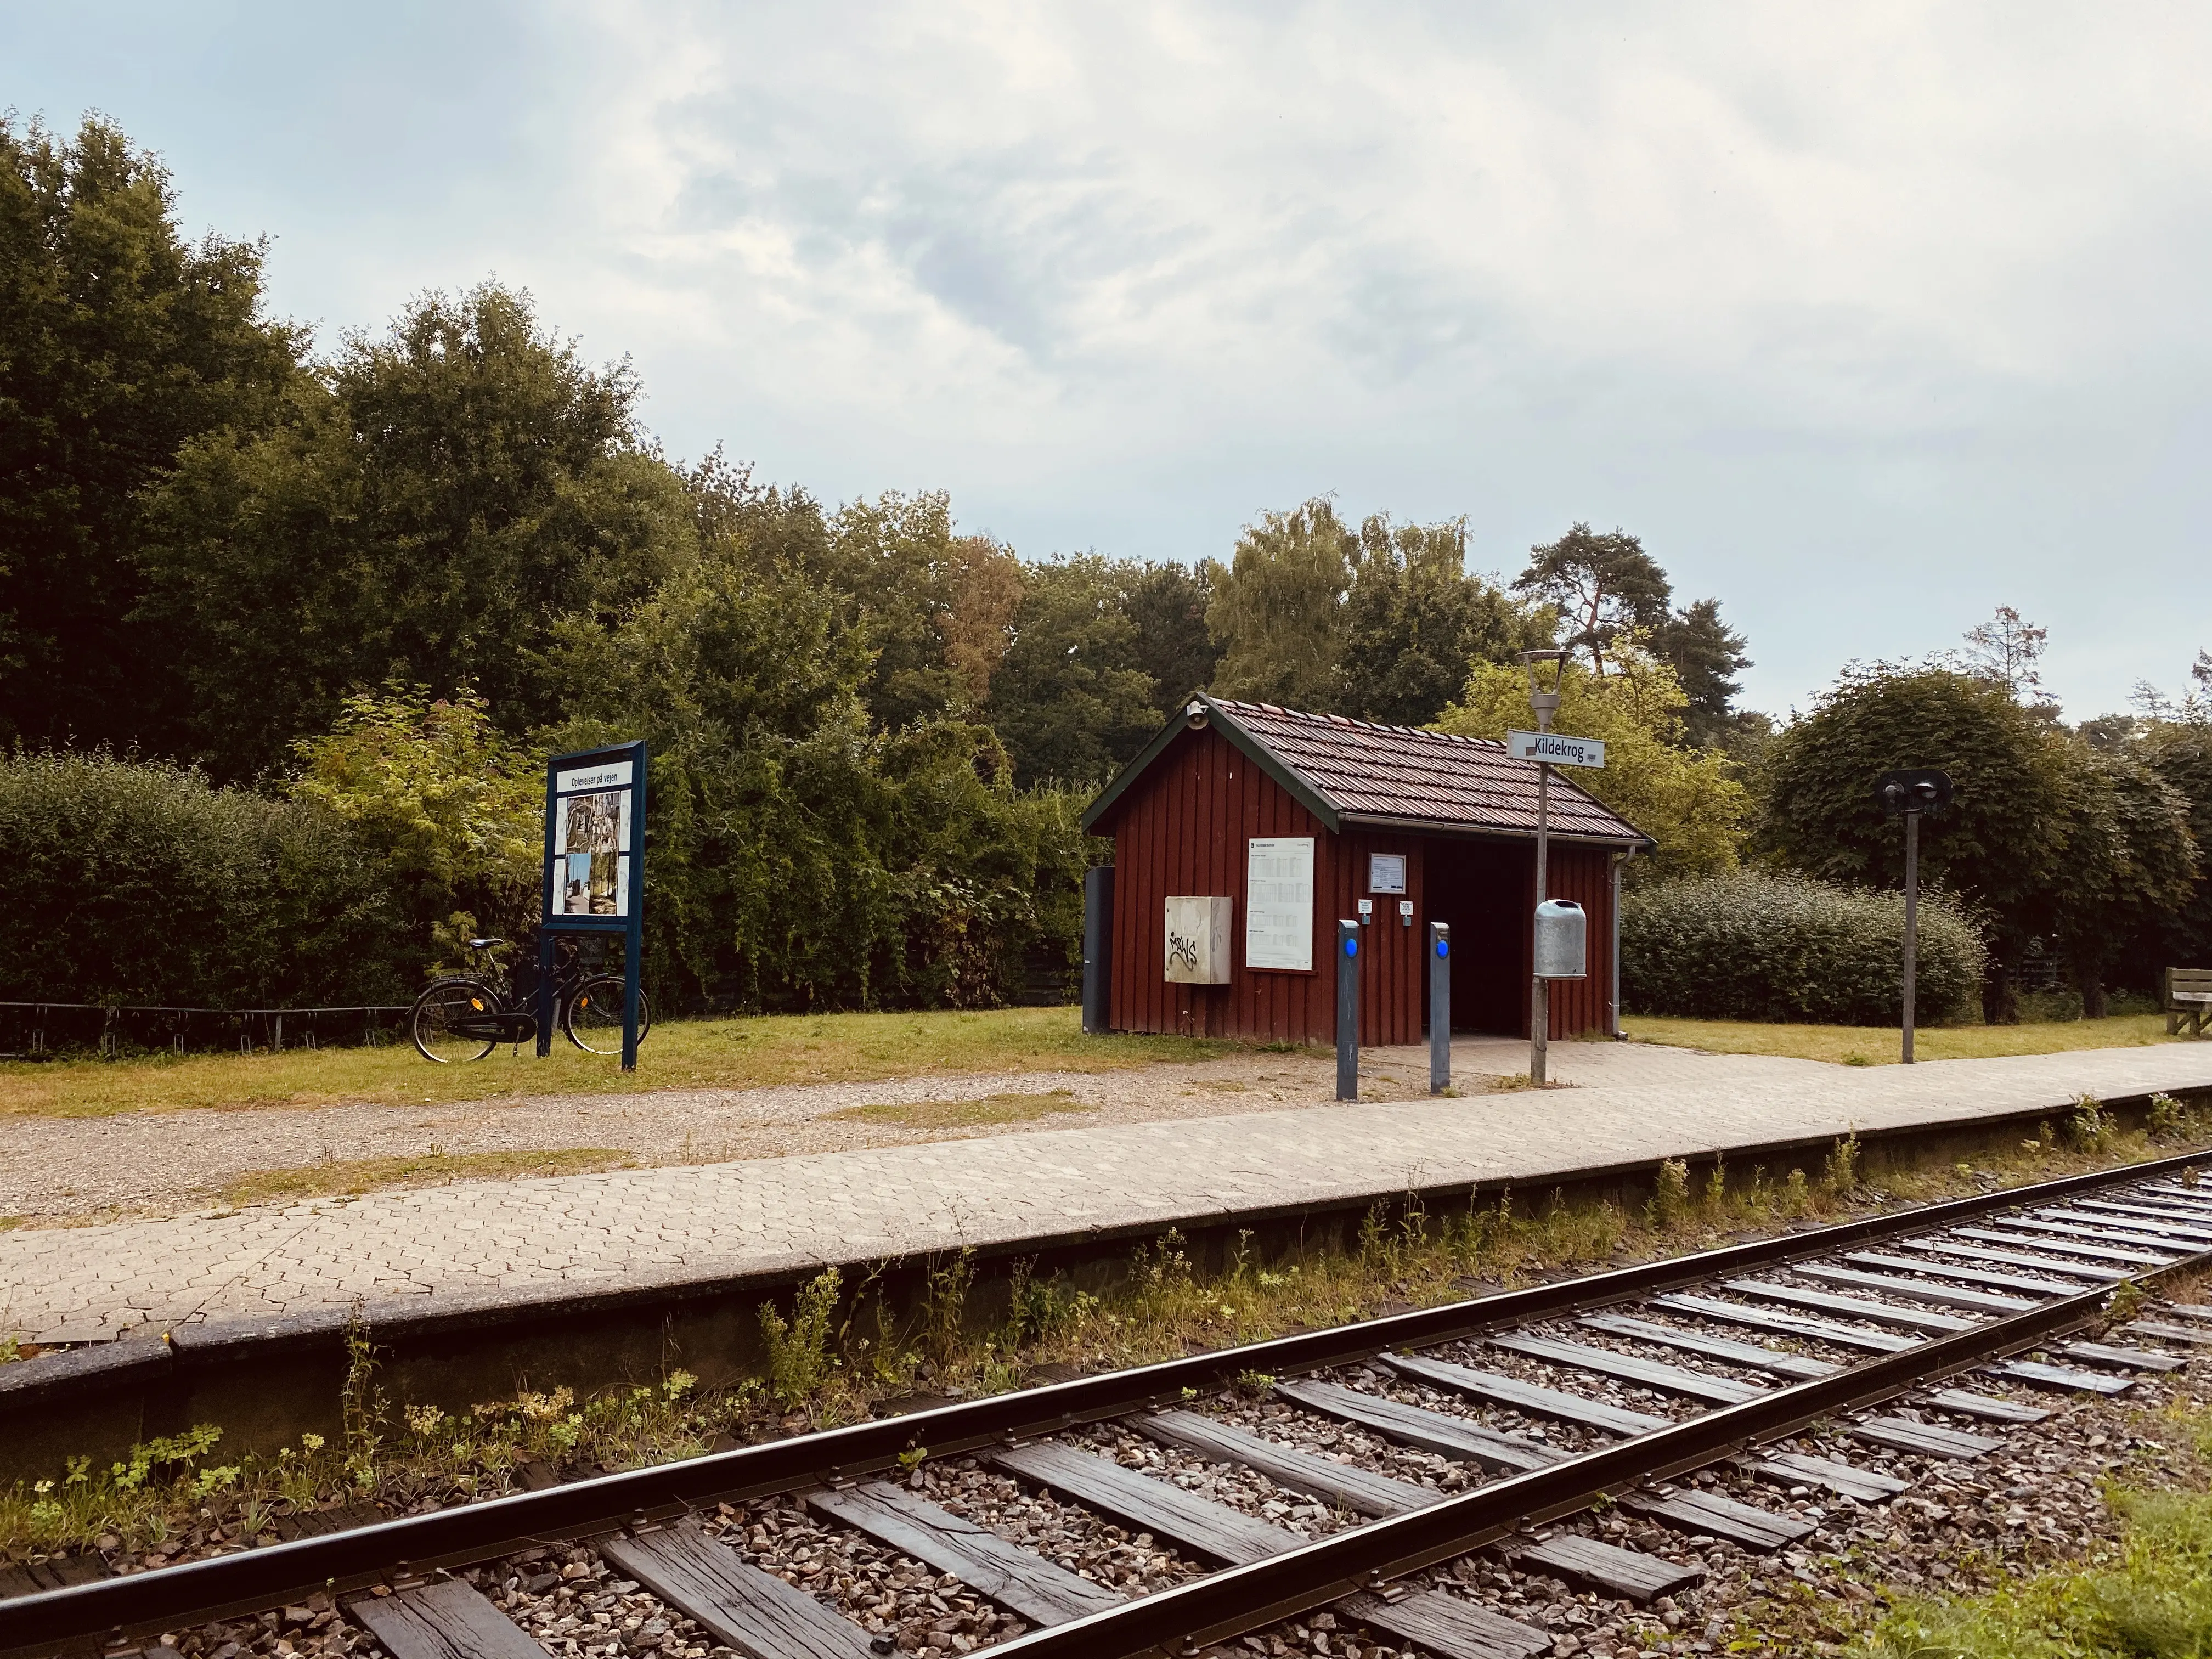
[1423,838,1530,1036]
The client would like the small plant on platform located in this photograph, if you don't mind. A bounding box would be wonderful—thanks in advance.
[759,1267,843,1409]
[1824,1132,1863,1195]
[1650,1158,1692,1228]
[1782,1167,1812,1217]
[340,1308,386,1492]
[2067,1093,2113,1153]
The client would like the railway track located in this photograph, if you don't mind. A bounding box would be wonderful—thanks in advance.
[8,1148,2212,1659]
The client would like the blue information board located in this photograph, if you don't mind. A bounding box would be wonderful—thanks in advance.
[538,740,647,1069]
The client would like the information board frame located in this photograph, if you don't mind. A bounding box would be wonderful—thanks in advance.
[1246,836,1315,972]
[539,740,648,1069]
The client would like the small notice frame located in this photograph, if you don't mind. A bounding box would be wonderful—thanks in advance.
[1246,836,1315,972]
[540,740,647,1069]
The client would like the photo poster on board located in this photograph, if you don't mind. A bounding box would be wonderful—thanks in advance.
[548,758,634,919]
[1246,836,1315,970]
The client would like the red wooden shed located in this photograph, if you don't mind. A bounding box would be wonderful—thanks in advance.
[1081,695,1654,1044]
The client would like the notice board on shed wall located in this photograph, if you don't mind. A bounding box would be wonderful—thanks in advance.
[1246,836,1314,970]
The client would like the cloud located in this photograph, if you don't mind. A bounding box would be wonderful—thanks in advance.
[13,0,2212,712]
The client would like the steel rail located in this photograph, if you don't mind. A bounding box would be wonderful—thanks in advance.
[4,1146,2208,1655]
[986,1269,2164,1659]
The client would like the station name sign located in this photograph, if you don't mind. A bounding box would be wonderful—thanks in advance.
[1506,730,1606,769]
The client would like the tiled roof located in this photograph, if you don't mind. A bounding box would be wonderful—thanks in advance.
[1212,698,1649,843]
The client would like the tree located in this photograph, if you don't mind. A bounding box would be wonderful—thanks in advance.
[1338,515,1543,727]
[1206,498,1356,709]
[289,685,543,957]
[2045,748,2197,1017]
[2110,718,2212,988]
[0,114,305,753]
[1122,560,1219,712]
[1957,606,2052,703]
[1758,665,2075,1021]
[142,282,694,775]
[1512,523,1672,676]
[1436,646,1749,881]
[1650,597,1753,748]
[984,556,1161,787]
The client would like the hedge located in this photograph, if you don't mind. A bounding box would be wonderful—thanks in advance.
[1622,871,1986,1025]
[0,752,410,1007]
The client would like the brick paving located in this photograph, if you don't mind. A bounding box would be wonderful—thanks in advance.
[3,1042,2210,1345]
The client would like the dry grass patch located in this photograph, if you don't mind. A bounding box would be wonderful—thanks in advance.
[215,1148,637,1209]
[822,1091,1088,1130]
[1624,1011,2187,1065]
[0,1006,1233,1120]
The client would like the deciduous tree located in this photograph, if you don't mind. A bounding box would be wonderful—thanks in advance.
[142,283,693,775]
[1206,498,1355,709]
[0,115,304,752]
[1437,647,1748,880]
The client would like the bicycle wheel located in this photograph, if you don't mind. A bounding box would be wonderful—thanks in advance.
[411,977,500,1063]
[563,975,653,1053]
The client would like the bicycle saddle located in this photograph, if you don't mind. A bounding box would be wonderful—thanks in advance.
[469,936,506,949]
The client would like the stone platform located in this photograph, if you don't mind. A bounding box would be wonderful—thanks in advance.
[6,1041,2210,1347]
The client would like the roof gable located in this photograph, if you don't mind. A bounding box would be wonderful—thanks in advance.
[1082,695,1651,847]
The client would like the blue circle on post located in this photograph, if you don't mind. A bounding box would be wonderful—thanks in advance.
[1436,940,1449,958]
[1344,937,1358,957]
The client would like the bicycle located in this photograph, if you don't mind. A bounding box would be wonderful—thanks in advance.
[409,936,654,1063]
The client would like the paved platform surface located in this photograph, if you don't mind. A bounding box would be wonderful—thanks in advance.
[4,1042,2210,1344]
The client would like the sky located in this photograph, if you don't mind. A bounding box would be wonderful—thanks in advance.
[9,2,2212,720]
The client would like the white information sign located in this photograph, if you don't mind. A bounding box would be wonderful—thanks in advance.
[1246,837,1315,971]
[1368,853,1407,894]
[1506,730,1606,769]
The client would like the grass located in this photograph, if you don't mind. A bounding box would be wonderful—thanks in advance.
[8,1100,2207,1565]
[1623,1011,2189,1066]
[215,1148,637,1209]
[1844,1398,2212,1658]
[0,1005,1233,1121]
[822,1090,1087,1130]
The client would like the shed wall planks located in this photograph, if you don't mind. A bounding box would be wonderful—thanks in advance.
[1103,727,1617,1042]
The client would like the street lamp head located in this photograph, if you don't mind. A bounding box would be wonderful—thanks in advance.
[1519,649,1567,730]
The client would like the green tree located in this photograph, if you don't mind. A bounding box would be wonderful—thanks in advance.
[142,282,693,776]
[1436,647,1748,880]
[2091,717,2212,991]
[2046,748,2197,1017]
[1122,560,1219,712]
[545,540,1085,1013]
[985,555,1163,787]
[1512,523,1672,676]
[1758,666,2074,1021]
[1206,498,1355,708]
[289,685,544,958]
[1650,597,1753,748]
[0,114,304,753]
[1339,515,1542,726]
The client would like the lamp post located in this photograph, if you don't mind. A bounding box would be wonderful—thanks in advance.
[1520,649,1567,1083]
[1877,769,1954,1065]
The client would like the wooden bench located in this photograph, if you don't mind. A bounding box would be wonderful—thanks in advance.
[2165,967,2212,1036]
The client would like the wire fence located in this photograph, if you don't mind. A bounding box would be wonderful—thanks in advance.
[0,1001,411,1060]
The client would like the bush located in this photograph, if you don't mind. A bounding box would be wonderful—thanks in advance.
[1622,871,1986,1025]
[0,752,408,1006]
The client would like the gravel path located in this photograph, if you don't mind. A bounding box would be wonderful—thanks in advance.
[0,1038,1812,1222]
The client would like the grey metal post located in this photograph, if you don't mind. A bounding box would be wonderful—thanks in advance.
[1531,758,1550,1084]
[1429,921,1452,1093]
[1901,810,1920,1065]
[1335,919,1361,1102]
[534,934,556,1057]
[1081,866,1114,1034]
[1609,851,1624,1038]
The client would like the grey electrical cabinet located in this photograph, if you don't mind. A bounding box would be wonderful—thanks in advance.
[1533,899,1587,979]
